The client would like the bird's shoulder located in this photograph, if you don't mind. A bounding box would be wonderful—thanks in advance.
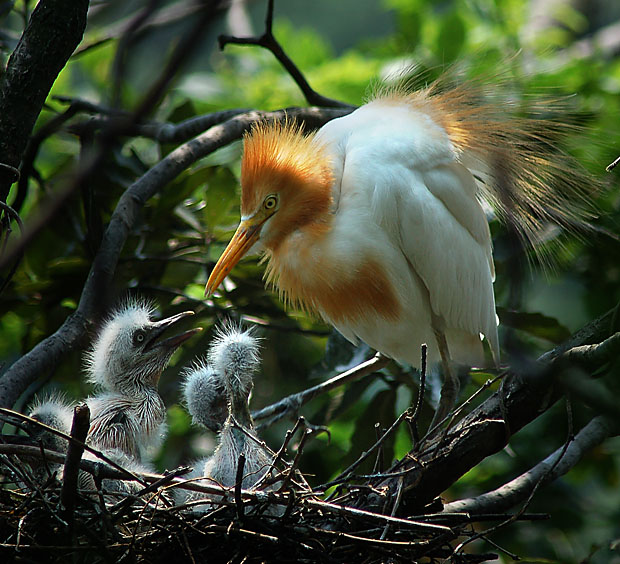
[318,98,455,175]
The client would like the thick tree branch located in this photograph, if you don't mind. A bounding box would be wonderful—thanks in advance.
[0,106,350,411]
[0,0,89,201]
[443,415,618,514]
[365,310,618,513]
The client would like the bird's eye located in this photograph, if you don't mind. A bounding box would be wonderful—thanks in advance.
[263,194,278,211]
[133,330,146,346]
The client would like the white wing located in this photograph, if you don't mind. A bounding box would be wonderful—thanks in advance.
[322,100,499,363]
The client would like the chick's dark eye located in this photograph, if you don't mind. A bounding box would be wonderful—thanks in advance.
[133,330,146,346]
[264,195,277,210]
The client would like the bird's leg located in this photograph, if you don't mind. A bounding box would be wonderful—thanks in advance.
[429,326,459,431]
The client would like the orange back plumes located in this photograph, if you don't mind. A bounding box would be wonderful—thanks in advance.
[374,76,599,269]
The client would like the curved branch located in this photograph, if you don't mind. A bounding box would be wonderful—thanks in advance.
[0,106,351,411]
[253,352,390,425]
[443,415,618,514]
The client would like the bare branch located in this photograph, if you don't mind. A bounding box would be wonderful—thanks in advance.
[253,352,390,425]
[443,415,617,514]
[218,0,352,109]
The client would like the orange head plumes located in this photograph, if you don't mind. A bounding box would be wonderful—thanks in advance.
[205,120,334,296]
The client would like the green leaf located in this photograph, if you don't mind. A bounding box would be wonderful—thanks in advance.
[436,11,466,62]
[202,167,238,232]
[497,308,572,343]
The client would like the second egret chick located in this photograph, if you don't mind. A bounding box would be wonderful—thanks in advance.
[25,395,75,480]
[84,300,201,460]
[205,326,272,489]
[180,326,272,505]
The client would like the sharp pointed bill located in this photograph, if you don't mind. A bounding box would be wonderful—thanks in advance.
[145,311,201,352]
[205,219,263,297]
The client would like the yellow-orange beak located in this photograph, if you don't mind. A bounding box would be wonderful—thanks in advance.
[205,219,262,297]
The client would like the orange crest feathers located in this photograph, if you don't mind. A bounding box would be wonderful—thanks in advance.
[240,120,334,216]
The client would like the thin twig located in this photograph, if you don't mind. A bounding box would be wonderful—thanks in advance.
[317,405,413,491]
[606,154,620,171]
[218,0,351,109]
[235,454,246,520]
[380,475,405,540]
[408,344,427,446]
[253,352,390,425]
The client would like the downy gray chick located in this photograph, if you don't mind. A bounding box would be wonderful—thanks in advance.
[84,300,200,460]
[179,325,272,506]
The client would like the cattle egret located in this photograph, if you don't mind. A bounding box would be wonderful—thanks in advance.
[181,325,271,500]
[205,79,592,419]
[84,300,200,459]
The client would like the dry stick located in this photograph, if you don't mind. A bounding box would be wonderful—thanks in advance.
[317,405,414,492]
[253,352,390,425]
[277,428,312,493]
[419,372,506,449]
[60,404,90,521]
[253,417,304,490]
[408,344,428,446]
[235,454,247,520]
[606,154,620,171]
[380,475,405,540]
[110,466,192,516]
[218,0,351,109]
[303,498,451,532]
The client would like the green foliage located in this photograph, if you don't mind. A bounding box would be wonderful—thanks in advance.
[2,0,620,561]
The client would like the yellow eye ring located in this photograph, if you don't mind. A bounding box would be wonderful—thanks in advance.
[263,195,278,210]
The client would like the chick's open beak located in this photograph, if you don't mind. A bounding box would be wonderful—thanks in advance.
[205,219,262,297]
[146,311,202,351]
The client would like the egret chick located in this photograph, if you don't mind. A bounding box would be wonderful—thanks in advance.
[203,326,272,489]
[182,360,227,433]
[180,325,272,506]
[84,300,200,459]
[25,395,75,479]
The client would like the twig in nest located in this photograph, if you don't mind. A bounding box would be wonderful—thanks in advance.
[380,475,405,540]
[408,344,428,446]
[253,417,304,490]
[317,405,413,493]
[235,454,246,520]
[218,0,351,109]
[253,352,390,427]
[60,404,90,521]
[277,428,312,493]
